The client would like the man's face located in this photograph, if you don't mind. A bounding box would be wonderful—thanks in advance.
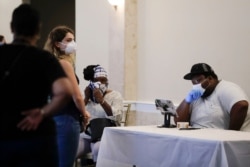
[191,75,205,85]
[191,74,211,97]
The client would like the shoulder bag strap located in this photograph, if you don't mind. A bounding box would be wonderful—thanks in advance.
[1,47,27,82]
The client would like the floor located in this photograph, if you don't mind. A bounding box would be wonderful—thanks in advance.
[74,158,95,167]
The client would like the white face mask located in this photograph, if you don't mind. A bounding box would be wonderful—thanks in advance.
[60,41,77,54]
[192,83,205,95]
[99,84,108,94]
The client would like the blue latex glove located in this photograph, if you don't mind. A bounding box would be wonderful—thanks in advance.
[185,89,203,103]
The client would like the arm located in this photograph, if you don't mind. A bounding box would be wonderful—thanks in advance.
[17,77,73,131]
[174,88,204,124]
[84,86,91,105]
[229,100,248,130]
[105,92,124,121]
[92,89,113,116]
[100,100,113,116]
[174,99,191,124]
[59,60,90,118]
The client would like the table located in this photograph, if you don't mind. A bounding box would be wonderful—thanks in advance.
[96,126,250,167]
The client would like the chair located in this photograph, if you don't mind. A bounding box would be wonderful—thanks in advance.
[75,153,94,167]
[75,135,94,167]
[75,103,131,167]
[120,103,131,126]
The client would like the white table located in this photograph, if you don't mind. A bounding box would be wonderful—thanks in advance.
[96,126,250,167]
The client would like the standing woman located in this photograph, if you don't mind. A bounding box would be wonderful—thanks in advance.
[44,25,90,167]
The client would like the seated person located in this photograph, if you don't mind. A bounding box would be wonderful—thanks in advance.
[77,65,123,163]
[174,63,250,131]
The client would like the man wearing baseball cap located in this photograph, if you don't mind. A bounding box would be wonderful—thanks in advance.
[174,63,250,131]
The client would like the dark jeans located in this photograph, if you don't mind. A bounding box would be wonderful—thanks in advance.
[54,114,80,167]
[0,136,58,167]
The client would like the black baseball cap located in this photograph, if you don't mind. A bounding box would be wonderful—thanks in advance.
[183,63,215,80]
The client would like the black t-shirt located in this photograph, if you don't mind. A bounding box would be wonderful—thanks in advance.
[0,44,66,140]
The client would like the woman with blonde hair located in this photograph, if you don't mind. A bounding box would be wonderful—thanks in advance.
[44,25,90,167]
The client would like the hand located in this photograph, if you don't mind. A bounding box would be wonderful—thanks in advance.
[93,88,104,104]
[81,111,90,131]
[83,111,90,121]
[17,108,44,131]
[185,89,203,103]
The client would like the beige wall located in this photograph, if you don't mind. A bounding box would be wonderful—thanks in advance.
[75,0,126,98]
[137,0,250,104]
[0,0,22,43]
[124,0,137,101]
[76,0,250,108]
[2,0,250,126]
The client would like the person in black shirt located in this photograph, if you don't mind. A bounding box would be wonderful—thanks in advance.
[0,4,73,167]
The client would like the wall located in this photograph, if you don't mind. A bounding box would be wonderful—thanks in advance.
[30,0,75,48]
[133,0,250,125]
[0,0,22,43]
[137,0,250,105]
[76,1,250,118]
[0,0,75,49]
[2,1,250,126]
[75,0,125,96]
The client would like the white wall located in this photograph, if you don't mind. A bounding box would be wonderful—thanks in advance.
[75,0,125,95]
[2,0,250,109]
[0,0,22,43]
[137,0,250,104]
[75,0,109,92]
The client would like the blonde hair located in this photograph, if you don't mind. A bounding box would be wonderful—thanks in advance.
[44,25,76,68]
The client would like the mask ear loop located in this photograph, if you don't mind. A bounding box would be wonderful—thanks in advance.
[58,42,67,47]
[201,79,210,89]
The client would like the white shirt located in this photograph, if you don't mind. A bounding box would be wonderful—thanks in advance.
[190,80,250,131]
[86,90,123,122]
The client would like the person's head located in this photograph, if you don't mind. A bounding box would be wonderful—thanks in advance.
[184,63,219,97]
[44,25,76,56]
[11,4,41,40]
[83,65,109,88]
[44,26,76,67]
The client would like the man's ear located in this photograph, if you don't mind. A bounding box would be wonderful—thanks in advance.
[207,75,213,80]
[10,22,14,33]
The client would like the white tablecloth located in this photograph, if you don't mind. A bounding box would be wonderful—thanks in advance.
[96,126,250,167]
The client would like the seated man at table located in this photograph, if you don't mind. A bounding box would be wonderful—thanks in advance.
[174,63,250,131]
